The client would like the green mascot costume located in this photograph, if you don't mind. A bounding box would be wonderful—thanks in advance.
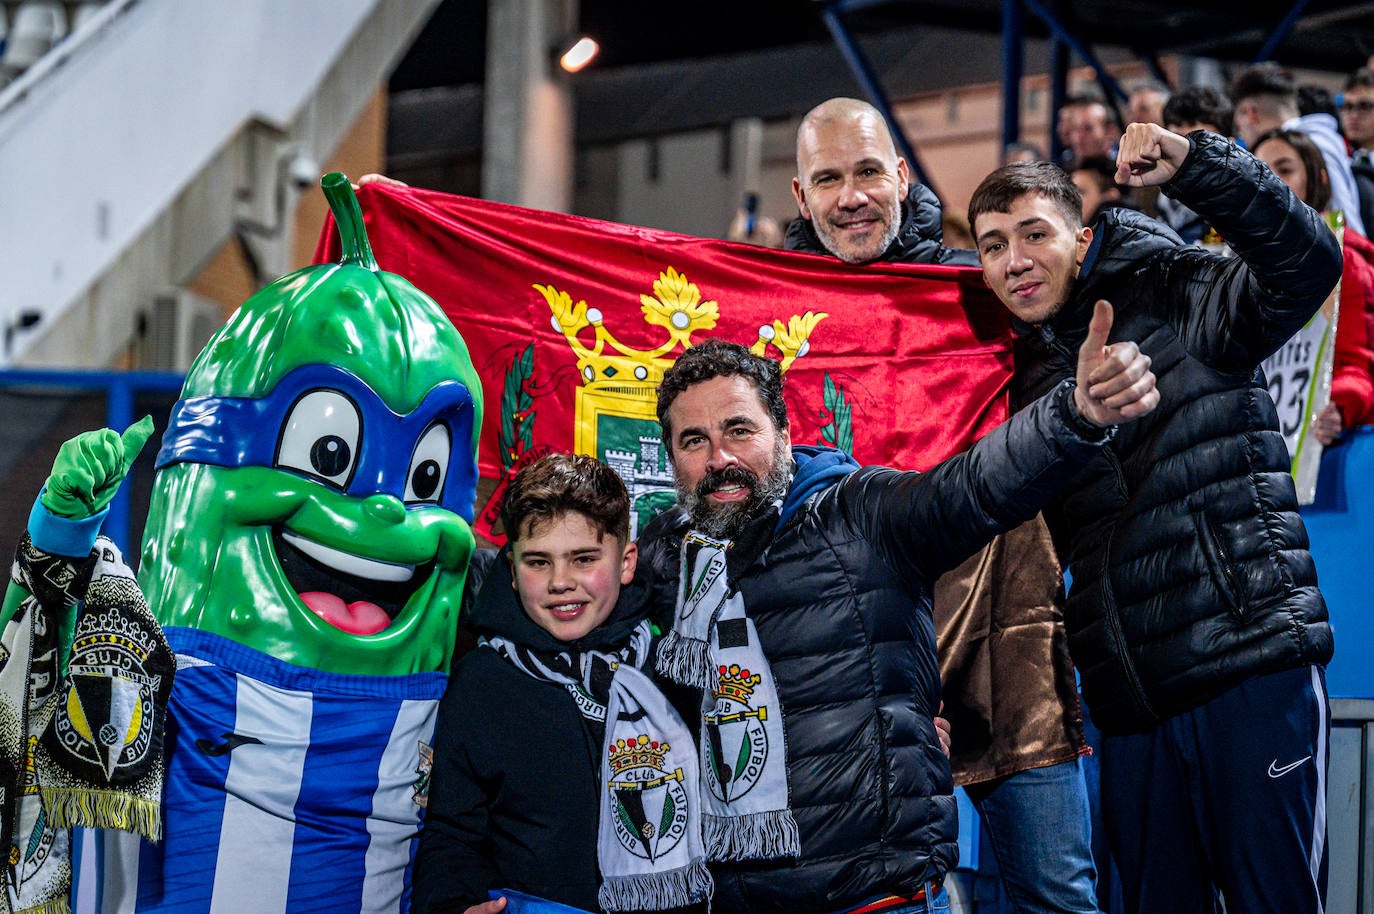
[1,174,482,914]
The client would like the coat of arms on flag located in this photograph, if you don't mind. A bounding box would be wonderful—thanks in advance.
[314,185,1016,542]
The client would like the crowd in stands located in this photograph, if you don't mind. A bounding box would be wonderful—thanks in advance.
[1059,65,1374,441]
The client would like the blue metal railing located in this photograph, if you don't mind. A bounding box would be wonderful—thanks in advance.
[0,368,184,553]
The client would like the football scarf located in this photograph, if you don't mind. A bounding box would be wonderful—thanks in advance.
[483,622,712,912]
[1,534,171,914]
[484,621,653,724]
[655,532,800,863]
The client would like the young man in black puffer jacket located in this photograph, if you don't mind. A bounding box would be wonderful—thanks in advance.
[969,123,1341,914]
[638,330,1157,914]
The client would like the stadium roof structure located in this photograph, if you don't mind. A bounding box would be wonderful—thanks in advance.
[810,0,1374,185]
[387,0,1374,198]
[394,0,1374,93]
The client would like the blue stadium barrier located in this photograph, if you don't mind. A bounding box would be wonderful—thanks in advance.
[1300,425,1374,700]
[0,368,184,554]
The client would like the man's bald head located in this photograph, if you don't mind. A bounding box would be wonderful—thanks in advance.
[795,97,898,174]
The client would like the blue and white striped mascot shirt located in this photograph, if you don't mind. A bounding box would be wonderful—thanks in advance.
[87,628,442,914]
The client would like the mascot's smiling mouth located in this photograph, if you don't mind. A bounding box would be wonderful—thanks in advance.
[282,530,414,581]
[272,529,435,635]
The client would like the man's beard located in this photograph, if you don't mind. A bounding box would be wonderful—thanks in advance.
[817,202,902,264]
[677,442,793,539]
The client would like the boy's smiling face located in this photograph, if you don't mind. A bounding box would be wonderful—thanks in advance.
[511,511,637,642]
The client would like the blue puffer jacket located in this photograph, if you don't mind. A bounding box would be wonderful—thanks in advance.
[1011,130,1340,735]
[639,382,1114,914]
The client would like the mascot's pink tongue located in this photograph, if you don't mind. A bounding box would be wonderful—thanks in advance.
[298,592,390,635]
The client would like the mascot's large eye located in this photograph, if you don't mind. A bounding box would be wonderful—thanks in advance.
[405,423,450,504]
[276,390,362,488]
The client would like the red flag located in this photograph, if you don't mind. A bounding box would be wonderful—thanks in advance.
[315,186,1013,541]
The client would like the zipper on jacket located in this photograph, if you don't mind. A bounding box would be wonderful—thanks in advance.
[1097,440,1129,501]
[1191,506,1249,619]
[1097,526,1158,726]
[1038,325,1077,367]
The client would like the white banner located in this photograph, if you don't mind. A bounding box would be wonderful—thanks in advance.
[1261,217,1343,505]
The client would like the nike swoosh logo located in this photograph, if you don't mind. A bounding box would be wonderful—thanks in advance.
[1268,756,1312,778]
[196,732,264,757]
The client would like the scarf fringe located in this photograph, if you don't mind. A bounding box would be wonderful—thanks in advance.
[597,857,714,912]
[42,787,162,841]
[654,631,713,688]
[15,899,71,914]
[704,809,800,861]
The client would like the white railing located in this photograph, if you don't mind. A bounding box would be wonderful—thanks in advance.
[1330,699,1374,914]
[0,0,437,367]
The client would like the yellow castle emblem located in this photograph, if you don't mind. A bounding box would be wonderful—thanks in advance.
[536,266,827,457]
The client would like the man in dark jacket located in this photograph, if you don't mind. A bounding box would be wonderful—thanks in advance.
[783,96,1100,914]
[969,123,1340,914]
[640,329,1157,914]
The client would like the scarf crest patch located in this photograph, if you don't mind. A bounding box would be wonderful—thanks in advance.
[1,535,172,914]
[667,533,799,861]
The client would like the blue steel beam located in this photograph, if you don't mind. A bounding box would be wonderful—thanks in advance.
[817,1,941,202]
[1002,0,1025,153]
[1019,0,1128,103]
[1257,0,1312,62]
[1143,55,1172,89]
[826,0,893,9]
[1050,15,1069,163]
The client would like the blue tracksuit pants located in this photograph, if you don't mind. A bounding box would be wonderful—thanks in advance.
[1099,664,1329,914]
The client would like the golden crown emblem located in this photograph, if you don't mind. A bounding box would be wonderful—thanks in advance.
[713,663,762,705]
[608,734,671,774]
[536,266,828,390]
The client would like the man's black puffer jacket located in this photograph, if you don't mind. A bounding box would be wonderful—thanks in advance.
[1011,131,1340,735]
[639,382,1113,914]
[784,183,980,266]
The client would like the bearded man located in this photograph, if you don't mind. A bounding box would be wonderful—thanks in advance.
[637,325,1158,914]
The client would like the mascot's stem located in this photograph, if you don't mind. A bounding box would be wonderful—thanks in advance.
[322,172,380,272]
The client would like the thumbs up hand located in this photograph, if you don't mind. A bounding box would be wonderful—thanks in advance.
[1073,300,1159,427]
[40,416,156,520]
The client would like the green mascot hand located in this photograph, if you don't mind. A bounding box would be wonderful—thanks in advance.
[40,415,156,520]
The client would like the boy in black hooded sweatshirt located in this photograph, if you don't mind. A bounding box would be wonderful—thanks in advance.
[412,454,710,914]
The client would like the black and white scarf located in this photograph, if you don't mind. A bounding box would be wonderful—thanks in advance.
[654,530,800,862]
[1,534,172,914]
[484,621,713,912]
